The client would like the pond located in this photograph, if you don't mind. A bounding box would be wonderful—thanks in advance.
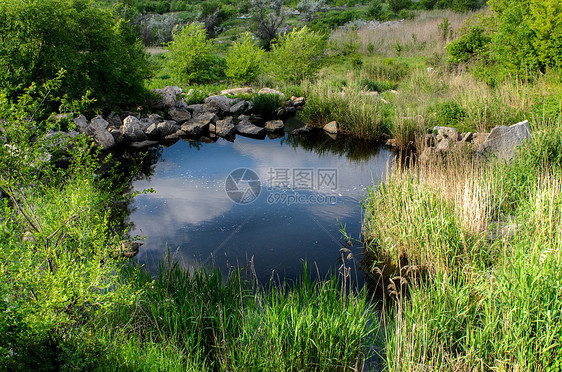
[125,119,394,286]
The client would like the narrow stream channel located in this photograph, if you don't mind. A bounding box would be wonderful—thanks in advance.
[125,119,394,286]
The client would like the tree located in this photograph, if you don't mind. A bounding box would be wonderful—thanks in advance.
[268,26,326,83]
[167,23,223,84]
[249,0,287,49]
[488,0,562,72]
[297,0,325,23]
[225,32,265,84]
[0,0,151,108]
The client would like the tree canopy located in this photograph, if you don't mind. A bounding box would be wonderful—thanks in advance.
[0,0,151,108]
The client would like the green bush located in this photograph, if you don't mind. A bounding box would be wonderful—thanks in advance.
[387,0,411,13]
[167,23,223,84]
[487,0,562,73]
[0,0,151,108]
[225,32,265,85]
[433,100,467,127]
[448,26,491,64]
[0,79,134,369]
[268,27,326,83]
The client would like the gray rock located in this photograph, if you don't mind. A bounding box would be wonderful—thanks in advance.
[181,113,217,136]
[108,127,124,145]
[323,121,338,134]
[74,115,89,133]
[472,132,489,147]
[230,100,248,114]
[424,133,436,147]
[436,138,451,151]
[168,107,191,123]
[157,121,180,137]
[461,132,473,143]
[165,130,186,140]
[89,116,115,149]
[214,117,236,137]
[151,86,182,109]
[186,104,204,117]
[140,114,163,131]
[129,140,160,149]
[265,120,285,132]
[290,125,314,135]
[433,126,461,141]
[291,96,306,106]
[106,112,122,128]
[235,122,266,137]
[221,87,254,95]
[285,106,297,115]
[258,88,285,99]
[121,116,148,141]
[202,102,221,114]
[478,120,531,160]
[204,95,234,113]
[145,123,159,138]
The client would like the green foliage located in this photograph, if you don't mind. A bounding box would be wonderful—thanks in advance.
[448,26,491,64]
[225,32,265,85]
[167,23,224,84]
[251,93,284,118]
[309,9,362,32]
[299,80,390,140]
[387,0,411,13]
[367,0,383,20]
[268,26,326,83]
[0,78,135,370]
[97,262,377,371]
[433,100,467,126]
[0,0,151,108]
[361,78,396,92]
[487,0,562,73]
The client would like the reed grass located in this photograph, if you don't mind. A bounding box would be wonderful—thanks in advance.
[363,116,562,370]
[93,261,379,371]
[299,78,391,140]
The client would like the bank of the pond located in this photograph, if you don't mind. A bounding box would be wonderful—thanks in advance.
[362,116,562,370]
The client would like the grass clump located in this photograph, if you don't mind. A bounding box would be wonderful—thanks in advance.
[363,116,562,370]
[299,79,390,140]
[94,263,379,371]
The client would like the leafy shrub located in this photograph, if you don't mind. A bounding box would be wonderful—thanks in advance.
[434,100,467,126]
[167,23,224,84]
[448,26,491,64]
[309,9,361,32]
[0,0,151,107]
[387,0,411,13]
[0,78,134,369]
[268,27,326,83]
[225,32,265,84]
[367,0,383,20]
[487,0,562,73]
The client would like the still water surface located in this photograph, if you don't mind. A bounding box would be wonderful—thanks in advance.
[127,122,394,285]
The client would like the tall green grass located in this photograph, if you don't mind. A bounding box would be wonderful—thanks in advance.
[299,79,391,140]
[363,116,562,370]
[93,262,379,371]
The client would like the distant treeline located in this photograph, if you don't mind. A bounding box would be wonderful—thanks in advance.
[100,0,486,15]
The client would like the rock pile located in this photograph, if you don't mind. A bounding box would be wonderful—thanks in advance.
[417,120,531,164]
[68,86,308,150]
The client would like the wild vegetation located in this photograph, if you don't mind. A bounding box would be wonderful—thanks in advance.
[1,0,561,370]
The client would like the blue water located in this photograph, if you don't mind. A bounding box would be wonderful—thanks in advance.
[127,126,393,285]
